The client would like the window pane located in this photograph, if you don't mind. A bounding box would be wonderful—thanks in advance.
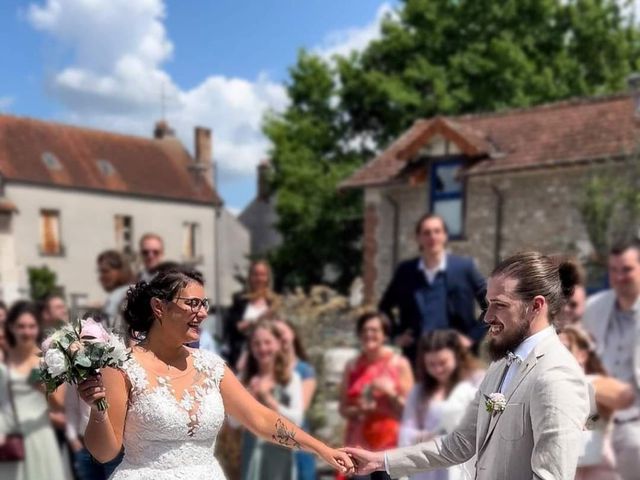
[433,163,462,195]
[40,210,60,254]
[434,198,463,236]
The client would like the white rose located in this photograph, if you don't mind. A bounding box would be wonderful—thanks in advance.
[107,334,129,363]
[44,349,68,378]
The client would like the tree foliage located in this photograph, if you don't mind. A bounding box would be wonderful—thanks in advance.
[264,0,640,291]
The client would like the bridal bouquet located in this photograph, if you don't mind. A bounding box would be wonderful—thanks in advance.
[39,317,131,411]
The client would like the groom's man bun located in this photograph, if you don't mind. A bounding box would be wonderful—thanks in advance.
[491,251,581,324]
[123,267,204,340]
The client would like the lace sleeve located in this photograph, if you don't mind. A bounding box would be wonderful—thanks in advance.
[120,357,149,396]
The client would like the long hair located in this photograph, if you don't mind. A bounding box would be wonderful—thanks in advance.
[242,319,291,386]
[415,329,479,400]
[5,301,42,348]
[97,249,134,288]
[561,325,606,375]
[243,260,279,306]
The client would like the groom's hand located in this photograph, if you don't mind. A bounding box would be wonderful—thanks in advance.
[341,447,385,475]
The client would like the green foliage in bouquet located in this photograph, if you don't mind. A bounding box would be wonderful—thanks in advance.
[38,318,131,411]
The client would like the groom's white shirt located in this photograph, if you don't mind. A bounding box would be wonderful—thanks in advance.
[383,328,592,480]
[500,326,553,393]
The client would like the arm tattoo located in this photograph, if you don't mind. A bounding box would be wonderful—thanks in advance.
[272,417,301,449]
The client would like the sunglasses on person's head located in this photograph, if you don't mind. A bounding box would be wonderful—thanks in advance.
[142,249,162,257]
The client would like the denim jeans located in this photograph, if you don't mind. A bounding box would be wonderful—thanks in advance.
[73,447,124,480]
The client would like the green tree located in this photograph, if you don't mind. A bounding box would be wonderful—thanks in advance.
[578,157,640,281]
[339,0,640,144]
[265,0,640,290]
[264,52,363,291]
[28,265,58,301]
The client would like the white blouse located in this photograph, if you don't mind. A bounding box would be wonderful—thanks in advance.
[399,380,480,480]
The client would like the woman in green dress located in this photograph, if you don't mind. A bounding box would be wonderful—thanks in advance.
[0,301,66,480]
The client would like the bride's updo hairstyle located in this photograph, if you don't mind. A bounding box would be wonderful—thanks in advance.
[123,267,204,340]
[491,251,580,324]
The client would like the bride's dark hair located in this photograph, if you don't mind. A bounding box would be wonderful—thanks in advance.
[123,268,204,340]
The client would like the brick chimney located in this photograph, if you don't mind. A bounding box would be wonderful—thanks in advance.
[191,127,213,186]
[153,119,174,139]
[195,127,212,165]
[257,160,272,201]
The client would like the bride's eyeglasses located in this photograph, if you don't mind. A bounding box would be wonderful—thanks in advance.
[174,297,210,313]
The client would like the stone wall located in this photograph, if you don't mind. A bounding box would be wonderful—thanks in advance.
[365,162,621,301]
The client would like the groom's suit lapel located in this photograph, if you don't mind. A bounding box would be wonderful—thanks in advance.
[476,360,508,453]
[478,333,555,454]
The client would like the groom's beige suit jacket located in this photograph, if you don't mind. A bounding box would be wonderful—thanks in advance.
[386,331,592,480]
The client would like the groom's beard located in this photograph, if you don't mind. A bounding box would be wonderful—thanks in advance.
[488,312,530,361]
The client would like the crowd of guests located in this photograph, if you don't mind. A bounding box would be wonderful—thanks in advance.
[1,212,640,480]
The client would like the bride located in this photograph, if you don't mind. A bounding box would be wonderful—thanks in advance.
[76,268,354,479]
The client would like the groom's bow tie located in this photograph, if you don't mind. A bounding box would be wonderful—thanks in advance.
[506,351,523,366]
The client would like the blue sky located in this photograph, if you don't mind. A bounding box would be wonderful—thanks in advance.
[0,0,395,212]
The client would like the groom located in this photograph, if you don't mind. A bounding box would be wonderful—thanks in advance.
[345,252,593,480]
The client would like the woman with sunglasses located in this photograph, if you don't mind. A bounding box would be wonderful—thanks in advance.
[75,268,354,480]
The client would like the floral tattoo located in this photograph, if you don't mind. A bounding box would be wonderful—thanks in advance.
[272,418,301,449]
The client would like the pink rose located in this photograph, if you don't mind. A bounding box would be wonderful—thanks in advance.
[80,318,110,342]
[41,336,54,352]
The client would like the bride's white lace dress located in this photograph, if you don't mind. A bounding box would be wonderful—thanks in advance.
[110,349,227,480]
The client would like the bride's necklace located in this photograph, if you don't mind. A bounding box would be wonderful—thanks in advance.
[138,343,180,372]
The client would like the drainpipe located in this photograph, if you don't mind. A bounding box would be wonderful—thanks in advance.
[491,185,504,267]
[385,194,400,270]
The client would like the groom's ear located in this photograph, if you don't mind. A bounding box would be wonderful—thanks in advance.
[531,295,545,313]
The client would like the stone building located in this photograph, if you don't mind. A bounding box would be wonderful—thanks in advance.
[0,115,248,308]
[341,93,638,302]
[239,160,281,257]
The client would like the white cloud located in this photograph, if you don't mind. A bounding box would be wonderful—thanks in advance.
[25,0,388,182]
[314,3,394,60]
[26,0,286,179]
[0,97,14,111]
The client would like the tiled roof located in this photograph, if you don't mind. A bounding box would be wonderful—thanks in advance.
[341,92,640,188]
[0,115,221,205]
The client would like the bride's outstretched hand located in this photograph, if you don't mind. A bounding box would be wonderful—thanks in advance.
[341,447,385,475]
[320,447,356,475]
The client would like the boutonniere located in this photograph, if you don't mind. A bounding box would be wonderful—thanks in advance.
[484,392,506,415]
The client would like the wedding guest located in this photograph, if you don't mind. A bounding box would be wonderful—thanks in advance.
[37,294,70,451]
[0,302,7,363]
[379,213,487,364]
[340,311,414,480]
[399,330,484,480]
[38,294,69,331]
[556,259,587,331]
[0,301,7,326]
[224,260,280,368]
[274,318,318,480]
[97,250,134,336]
[0,301,65,480]
[65,385,123,480]
[583,240,640,480]
[240,319,303,480]
[138,233,165,282]
[560,325,635,480]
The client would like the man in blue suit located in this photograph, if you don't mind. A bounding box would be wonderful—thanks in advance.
[379,213,487,363]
